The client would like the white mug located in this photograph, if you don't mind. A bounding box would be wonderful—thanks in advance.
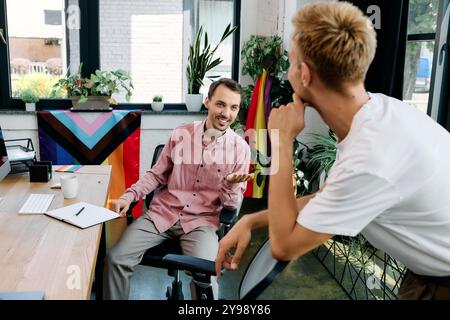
[60,174,78,199]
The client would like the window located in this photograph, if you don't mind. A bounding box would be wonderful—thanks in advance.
[0,0,240,109]
[403,0,439,114]
[428,0,450,128]
[44,10,63,25]
[0,0,80,106]
[99,0,237,104]
[196,0,235,96]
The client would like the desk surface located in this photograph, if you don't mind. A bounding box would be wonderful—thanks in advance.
[0,165,112,300]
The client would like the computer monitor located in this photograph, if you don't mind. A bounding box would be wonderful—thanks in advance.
[0,125,11,181]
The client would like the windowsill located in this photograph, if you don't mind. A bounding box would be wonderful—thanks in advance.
[0,109,207,115]
[0,100,208,114]
[142,109,207,115]
[0,109,37,114]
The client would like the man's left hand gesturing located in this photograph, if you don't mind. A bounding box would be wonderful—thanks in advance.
[226,172,254,184]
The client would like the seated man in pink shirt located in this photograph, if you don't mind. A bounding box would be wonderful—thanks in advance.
[103,78,252,300]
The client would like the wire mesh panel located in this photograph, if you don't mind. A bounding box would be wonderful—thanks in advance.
[312,236,406,300]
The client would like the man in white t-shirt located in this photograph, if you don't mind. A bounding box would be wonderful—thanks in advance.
[215,2,450,299]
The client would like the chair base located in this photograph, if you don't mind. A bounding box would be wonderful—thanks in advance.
[166,280,184,300]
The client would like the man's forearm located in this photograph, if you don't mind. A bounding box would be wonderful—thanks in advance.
[240,195,314,231]
[241,210,269,230]
[120,171,161,203]
[268,137,299,255]
[297,194,315,211]
[219,179,244,209]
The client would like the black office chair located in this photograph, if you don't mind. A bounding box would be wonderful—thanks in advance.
[163,237,290,300]
[125,144,239,300]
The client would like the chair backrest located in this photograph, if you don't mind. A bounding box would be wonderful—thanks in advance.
[238,238,290,300]
[152,144,165,167]
[144,144,165,209]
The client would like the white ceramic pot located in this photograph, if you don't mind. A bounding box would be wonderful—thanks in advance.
[25,103,36,112]
[151,102,164,112]
[185,94,204,112]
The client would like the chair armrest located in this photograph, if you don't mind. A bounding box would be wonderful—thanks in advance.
[162,254,217,276]
[220,207,237,226]
[126,201,139,226]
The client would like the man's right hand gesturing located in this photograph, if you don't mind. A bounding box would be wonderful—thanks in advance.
[215,216,253,278]
[113,199,131,217]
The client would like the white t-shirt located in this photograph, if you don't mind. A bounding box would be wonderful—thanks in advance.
[298,93,450,277]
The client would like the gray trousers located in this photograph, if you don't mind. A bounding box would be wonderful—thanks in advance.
[103,215,219,300]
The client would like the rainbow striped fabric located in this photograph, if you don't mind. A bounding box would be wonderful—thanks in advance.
[55,164,83,173]
[37,110,142,220]
[244,69,273,199]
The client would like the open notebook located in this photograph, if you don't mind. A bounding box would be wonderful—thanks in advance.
[45,201,120,229]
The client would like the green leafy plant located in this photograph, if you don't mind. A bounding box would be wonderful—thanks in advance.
[52,63,133,104]
[270,79,294,108]
[13,73,66,99]
[152,95,163,102]
[293,140,310,197]
[186,23,237,94]
[19,88,39,103]
[241,86,253,111]
[240,35,290,110]
[241,35,289,82]
[306,129,338,187]
[290,130,338,196]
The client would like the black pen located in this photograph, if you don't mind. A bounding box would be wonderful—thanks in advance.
[75,206,85,216]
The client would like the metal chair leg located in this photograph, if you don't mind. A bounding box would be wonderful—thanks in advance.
[166,270,184,300]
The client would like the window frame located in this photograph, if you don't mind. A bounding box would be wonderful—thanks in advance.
[404,0,450,126]
[0,0,242,111]
[405,7,437,118]
[44,9,63,26]
[427,0,450,130]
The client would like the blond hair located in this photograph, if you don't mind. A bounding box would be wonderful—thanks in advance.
[292,1,377,90]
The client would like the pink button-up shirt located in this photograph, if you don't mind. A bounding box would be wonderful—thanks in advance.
[120,120,251,233]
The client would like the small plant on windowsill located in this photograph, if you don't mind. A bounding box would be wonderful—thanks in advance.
[151,95,164,112]
[20,89,39,112]
[52,63,133,110]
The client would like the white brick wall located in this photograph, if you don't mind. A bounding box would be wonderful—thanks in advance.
[100,0,184,103]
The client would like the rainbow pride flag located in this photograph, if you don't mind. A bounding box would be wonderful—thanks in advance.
[37,110,142,220]
[244,69,273,198]
[55,164,83,172]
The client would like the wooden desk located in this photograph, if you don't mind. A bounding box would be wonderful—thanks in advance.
[0,165,112,300]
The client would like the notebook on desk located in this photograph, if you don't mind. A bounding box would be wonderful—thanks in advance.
[45,201,120,229]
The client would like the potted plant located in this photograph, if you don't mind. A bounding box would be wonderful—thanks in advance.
[306,129,338,188]
[293,140,310,197]
[185,23,237,112]
[20,89,39,111]
[53,63,133,110]
[238,35,290,124]
[151,95,164,112]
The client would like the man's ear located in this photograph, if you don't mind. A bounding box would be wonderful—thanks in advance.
[300,62,311,87]
[204,97,210,109]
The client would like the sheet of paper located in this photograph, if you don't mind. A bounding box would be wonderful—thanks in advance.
[46,201,120,229]
[6,147,35,162]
